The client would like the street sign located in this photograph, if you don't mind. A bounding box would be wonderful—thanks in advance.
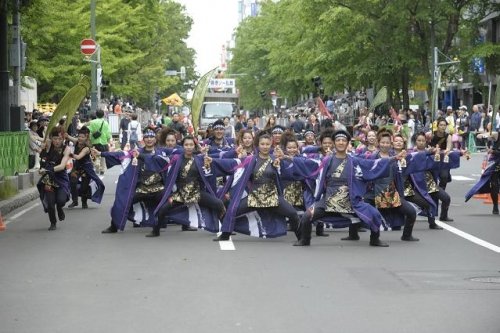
[80,39,97,56]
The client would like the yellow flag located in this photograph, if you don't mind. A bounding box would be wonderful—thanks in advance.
[162,93,183,106]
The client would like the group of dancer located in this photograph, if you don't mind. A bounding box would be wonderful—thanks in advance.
[37,116,499,247]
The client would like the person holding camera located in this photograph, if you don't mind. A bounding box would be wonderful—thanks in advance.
[89,109,112,175]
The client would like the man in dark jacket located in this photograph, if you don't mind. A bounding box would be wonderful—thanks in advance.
[291,115,305,133]
[119,113,131,150]
[171,113,186,137]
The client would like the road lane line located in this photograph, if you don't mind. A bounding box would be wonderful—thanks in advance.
[6,203,40,224]
[436,220,500,253]
[219,239,235,250]
[452,176,474,181]
[216,233,235,250]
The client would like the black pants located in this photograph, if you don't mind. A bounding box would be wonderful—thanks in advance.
[438,169,451,190]
[120,132,128,150]
[157,191,225,225]
[44,188,67,224]
[236,196,299,227]
[298,206,355,241]
[110,191,163,228]
[430,188,450,218]
[132,192,164,214]
[376,199,416,228]
[406,192,434,223]
[29,155,35,169]
[70,171,90,204]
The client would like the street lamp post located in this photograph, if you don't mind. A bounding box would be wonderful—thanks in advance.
[90,0,98,114]
[432,47,460,120]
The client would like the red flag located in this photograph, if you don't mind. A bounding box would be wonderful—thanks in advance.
[316,97,332,119]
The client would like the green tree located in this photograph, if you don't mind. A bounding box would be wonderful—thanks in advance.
[21,0,195,107]
[230,0,500,111]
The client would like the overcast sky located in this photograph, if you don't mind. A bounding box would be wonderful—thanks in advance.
[175,0,239,75]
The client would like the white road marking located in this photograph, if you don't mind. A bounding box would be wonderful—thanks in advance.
[452,176,475,181]
[216,232,235,250]
[5,203,40,225]
[436,220,500,253]
[219,239,236,250]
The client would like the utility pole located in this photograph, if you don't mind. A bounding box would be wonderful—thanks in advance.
[11,0,20,107]
[0,0,11,131]
[90,0,97,114]
[432,47,460,121]
[430,16,436,121]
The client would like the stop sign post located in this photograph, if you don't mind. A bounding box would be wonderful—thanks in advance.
[80,38,97,56]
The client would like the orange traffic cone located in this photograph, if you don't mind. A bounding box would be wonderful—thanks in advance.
[0,212,6,231]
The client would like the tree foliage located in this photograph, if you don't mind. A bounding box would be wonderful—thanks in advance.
[20,0,195,106]
[230,0,500,109]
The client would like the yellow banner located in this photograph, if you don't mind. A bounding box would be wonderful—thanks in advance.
[162,93,183,106]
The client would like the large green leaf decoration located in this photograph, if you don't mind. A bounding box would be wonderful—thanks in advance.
[369,86,387,111]
[45,76,91,139]
[191,67,218,133]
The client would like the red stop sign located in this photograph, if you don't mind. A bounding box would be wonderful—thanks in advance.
[80,39,97,56]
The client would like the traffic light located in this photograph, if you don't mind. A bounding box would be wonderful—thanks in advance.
[101,79,110,92]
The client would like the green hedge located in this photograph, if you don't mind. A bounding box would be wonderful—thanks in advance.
[0,132,29,178]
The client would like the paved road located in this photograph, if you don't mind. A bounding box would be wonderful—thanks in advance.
[1,153,499,333]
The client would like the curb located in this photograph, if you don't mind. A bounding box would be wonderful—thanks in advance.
[0,187,39,217]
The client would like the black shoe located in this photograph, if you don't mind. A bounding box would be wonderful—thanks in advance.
[82,202,88,209]
[493,207,499,215]
[293,239,310,246]
[146,230,160,237]
[370,239,389,247]
[182,226,198,231]
[341,235,360,241]
[315,223,329,236]
[102,225,118,234]
[48,223,56,231]
[439,217,454,222]
[401,235,420,241]
[68,202,78,208]
[429,223,443,230]
[57,208,65,222]
[392,226,401,231]
[369,232,389,247]
[213,232,231,241]
[133,223,141,228]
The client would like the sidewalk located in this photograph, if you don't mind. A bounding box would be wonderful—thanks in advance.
[0,186,39,217]
[0,170,40,217]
